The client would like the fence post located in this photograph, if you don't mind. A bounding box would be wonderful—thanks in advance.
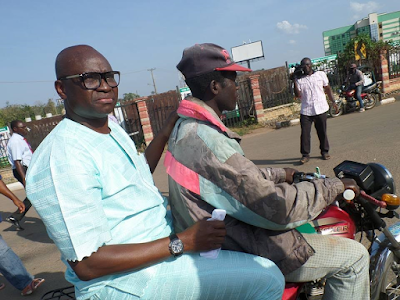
[136,99,154,146]
[249,75,266,122]
[379,49,390,93]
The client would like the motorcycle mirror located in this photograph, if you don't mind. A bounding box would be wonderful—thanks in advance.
[381,194,400,210]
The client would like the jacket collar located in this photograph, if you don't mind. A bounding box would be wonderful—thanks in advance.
[178,97,241,142]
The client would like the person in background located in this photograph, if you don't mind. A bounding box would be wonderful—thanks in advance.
[293,57,336,164]
[26,45,284,300]
[0,174,45,295]
[6,120,33,230]
[346,63,365,112]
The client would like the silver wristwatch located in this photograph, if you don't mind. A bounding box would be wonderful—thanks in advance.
[168,234,184,257]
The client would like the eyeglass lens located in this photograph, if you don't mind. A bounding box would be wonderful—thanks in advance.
[83,72,120,90]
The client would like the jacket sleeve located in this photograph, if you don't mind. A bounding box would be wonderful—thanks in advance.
[199,142,344,231]
[355,70,365,86]
[259,167,286,183]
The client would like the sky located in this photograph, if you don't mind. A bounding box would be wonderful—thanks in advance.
[0,0,399,108]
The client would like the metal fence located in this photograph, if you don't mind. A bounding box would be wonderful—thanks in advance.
[114,102,144,147]
[0,133,10,167]
[388,49,400,79]
[25,115,64,151]
[221,78,255,127]
[146,90,180,137]
[258,68,294,109]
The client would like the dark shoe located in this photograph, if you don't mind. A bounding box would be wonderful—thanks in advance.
[5,216,24,230]
[300,156,310,164]
[322,154,331,160]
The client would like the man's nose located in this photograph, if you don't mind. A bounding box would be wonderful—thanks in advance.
[98,78,112,91]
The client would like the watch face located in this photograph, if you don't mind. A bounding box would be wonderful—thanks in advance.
[170,239,184,255]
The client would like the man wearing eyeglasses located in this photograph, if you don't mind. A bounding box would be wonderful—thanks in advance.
[25,45,284,300]
[5,120,33,230]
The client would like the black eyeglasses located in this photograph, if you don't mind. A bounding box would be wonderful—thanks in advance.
[59,71,120,90]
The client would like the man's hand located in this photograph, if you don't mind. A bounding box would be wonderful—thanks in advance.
[331,102,339,114]
[284,168,298,184]
[179,219,226,252]
[12,199,25,213]
[340,178,360,197]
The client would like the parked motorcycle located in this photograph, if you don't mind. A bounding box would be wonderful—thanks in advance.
[330,82,382,117]
[283,160,400,300]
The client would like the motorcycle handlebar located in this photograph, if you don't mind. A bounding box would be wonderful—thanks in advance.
[342,189,387,208]
[295,173,388,209]
[360,190,387,208]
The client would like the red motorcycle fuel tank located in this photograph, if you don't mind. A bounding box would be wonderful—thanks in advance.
[313,205,356,239]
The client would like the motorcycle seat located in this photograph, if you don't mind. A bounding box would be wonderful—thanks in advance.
[362,81,380,93]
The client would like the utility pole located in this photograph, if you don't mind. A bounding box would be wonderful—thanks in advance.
[147,68,158,94]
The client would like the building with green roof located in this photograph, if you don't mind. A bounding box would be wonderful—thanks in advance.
[323,11,400,56]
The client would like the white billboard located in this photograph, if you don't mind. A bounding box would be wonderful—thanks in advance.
[231,41,264,63]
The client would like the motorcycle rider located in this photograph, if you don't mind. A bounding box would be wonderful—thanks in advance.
[167,43,371,300]
[346,63,365,112]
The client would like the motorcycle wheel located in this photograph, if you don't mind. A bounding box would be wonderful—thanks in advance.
[379,252,400,299]
[365,94,377,110]
[329,102,343,118]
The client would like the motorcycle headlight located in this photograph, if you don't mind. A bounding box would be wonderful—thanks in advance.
[338,89,342,94]
[382,194,400,210]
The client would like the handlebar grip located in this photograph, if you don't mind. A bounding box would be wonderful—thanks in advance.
[360,190,387,208]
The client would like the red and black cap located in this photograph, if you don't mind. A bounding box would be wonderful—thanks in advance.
[177,43,252,79]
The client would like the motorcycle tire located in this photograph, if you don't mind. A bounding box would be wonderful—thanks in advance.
[329,102,343,118]
[379,251,400,300]
[365,94,377,110]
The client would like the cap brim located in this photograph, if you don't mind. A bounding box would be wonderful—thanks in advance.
[215,63,252,72]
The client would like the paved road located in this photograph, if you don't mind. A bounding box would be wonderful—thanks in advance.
[1,97,399,299]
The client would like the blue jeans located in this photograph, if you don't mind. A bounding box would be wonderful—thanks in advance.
[0,234,33,290]
[349,84,364,109]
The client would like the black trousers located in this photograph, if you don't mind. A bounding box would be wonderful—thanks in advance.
[300,112,329,157]
[10,166,32,221]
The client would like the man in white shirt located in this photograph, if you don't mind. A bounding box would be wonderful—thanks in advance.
[6,120,33,230]
[293,58,336,164]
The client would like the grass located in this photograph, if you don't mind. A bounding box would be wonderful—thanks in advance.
[230,123,264,136]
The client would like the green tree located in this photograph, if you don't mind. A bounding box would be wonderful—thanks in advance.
[120,92,140,102]
[339,34,397,72]
[44,98,57,115]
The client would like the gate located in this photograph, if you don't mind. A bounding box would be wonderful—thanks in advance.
[222,78,254,127]
[114,102,144,147]
[146,91,180,137]
[388,49,400,79]
[258,68,293,109]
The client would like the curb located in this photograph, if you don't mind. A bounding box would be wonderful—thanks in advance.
[6,182,23,192]
[381,97,396,105]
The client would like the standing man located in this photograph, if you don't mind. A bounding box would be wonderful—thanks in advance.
[293,57,336,164]
[346,63,365,112]
[0,174,45,296]
[26,45,284,300]
[6,120,33,230]
[166,43,369,300]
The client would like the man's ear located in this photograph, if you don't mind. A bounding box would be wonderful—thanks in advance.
[54,80,67,100]
[209,80,220,96]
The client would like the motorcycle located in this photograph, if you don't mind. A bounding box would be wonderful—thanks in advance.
[329,82,382,117]
[283,160,400,300]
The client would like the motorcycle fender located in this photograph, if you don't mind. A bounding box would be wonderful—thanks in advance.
[369,222,400,299]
